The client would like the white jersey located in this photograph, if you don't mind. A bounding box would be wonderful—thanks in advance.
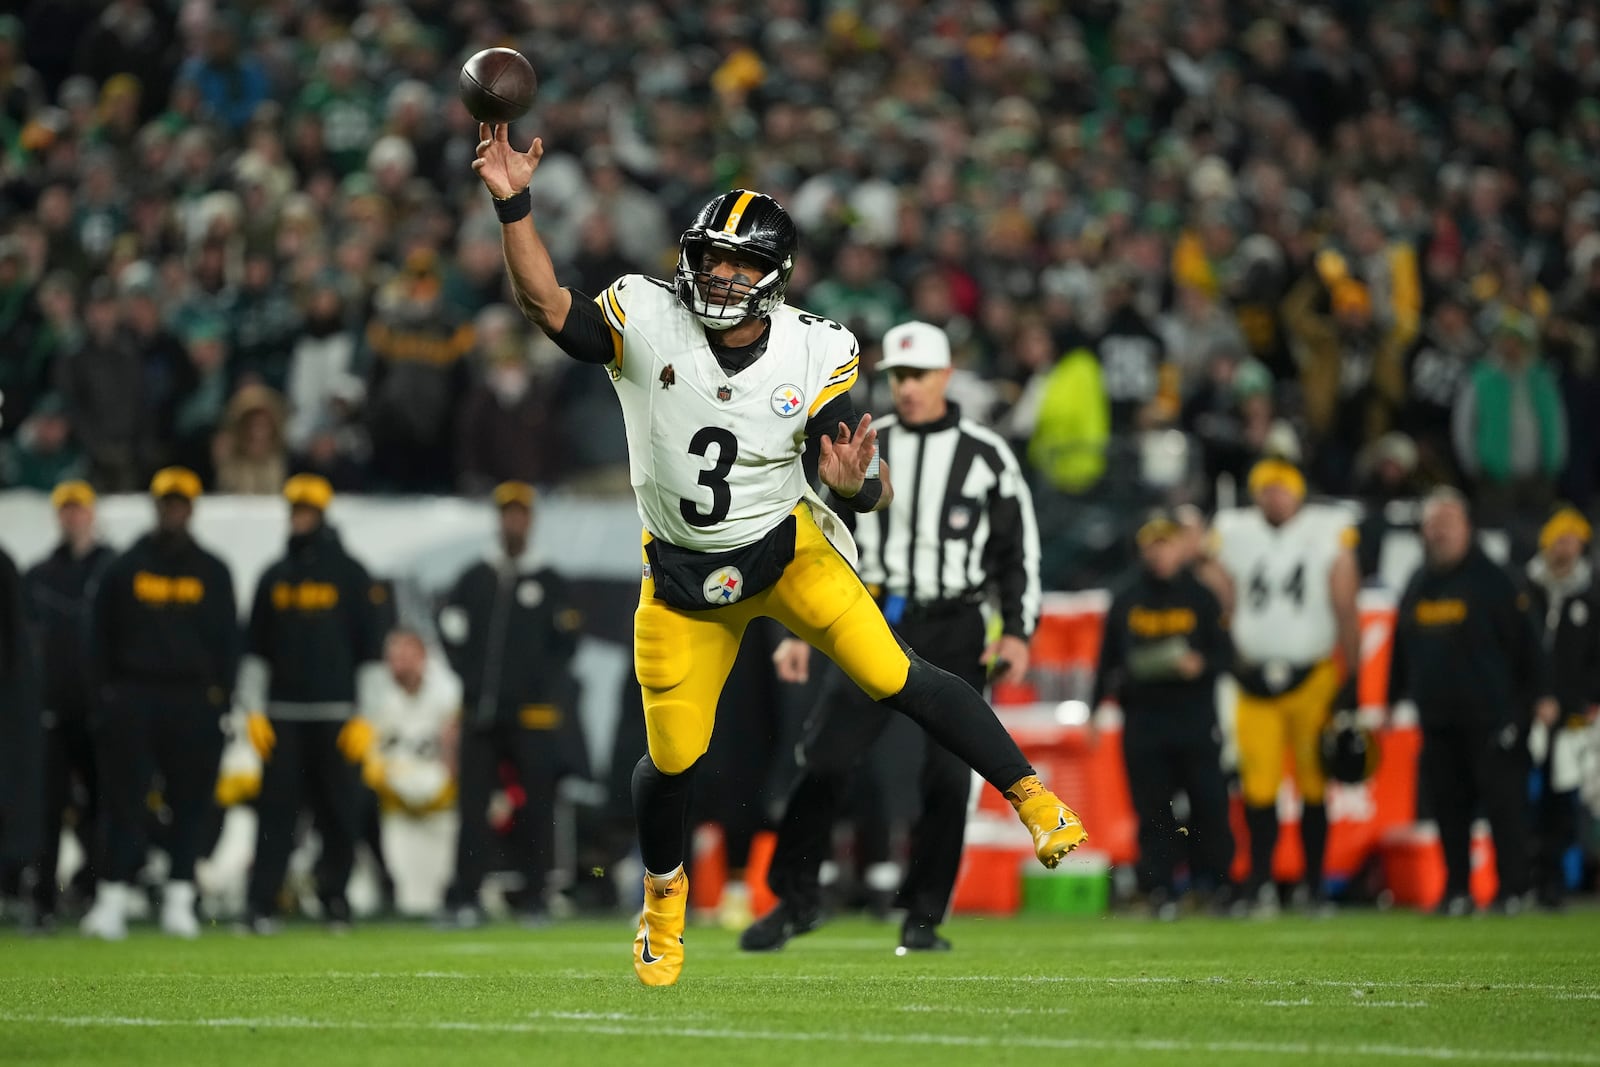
[368,657,462,811]
[595,275,860,551]
[1213,503,1354,665]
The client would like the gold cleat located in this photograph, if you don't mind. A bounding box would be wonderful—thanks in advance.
[1005,775,1088,869]
[633,868,689,987]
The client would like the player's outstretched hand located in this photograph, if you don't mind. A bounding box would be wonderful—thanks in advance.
[472,123,543,200]
[818,413,876,497]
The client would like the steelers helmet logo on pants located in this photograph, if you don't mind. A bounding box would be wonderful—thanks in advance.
[703,567,744,605]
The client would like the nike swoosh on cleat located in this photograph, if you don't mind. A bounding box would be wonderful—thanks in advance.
[1054,813,1070,831]
[640,929,660,965]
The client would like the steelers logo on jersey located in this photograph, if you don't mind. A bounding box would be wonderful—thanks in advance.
[771,384,805,418]
[703,566,745,604]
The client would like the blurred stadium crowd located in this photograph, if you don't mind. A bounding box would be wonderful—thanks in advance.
[2,0,1600,567]
[4,0,1600,926]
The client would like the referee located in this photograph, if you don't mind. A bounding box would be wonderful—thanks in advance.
[742,320,1040,954]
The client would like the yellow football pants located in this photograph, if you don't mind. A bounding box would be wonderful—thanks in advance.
[1236,659,1340,806]
[635,505,911,775]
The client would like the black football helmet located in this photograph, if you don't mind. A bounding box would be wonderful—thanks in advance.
[675,189,797,329]
[1320,710,1380,785]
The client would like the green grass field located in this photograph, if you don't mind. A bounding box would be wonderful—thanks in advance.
[3,912,1599,1066]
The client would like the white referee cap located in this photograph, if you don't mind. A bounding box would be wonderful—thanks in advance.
[879,321,951,372]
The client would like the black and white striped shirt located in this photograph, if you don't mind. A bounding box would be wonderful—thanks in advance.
[849,404,1042,638]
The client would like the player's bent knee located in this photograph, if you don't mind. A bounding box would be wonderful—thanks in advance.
[826,614,909,701]
[643,700,710,775]
[1296,770,1327,805]
[633,601,690,691]
[1239,765,1280,809]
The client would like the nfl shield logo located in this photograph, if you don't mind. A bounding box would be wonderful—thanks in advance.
[703,566,744,604]
[717,384,733,402]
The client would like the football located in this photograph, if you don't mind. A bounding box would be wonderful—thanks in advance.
[458,47,538,124]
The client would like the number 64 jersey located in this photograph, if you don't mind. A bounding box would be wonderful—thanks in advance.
[595,274,860,552]
[1212,503,1356,666]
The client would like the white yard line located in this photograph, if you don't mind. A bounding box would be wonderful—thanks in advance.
[0,1012,1595,1064]
[2,971,1592,997]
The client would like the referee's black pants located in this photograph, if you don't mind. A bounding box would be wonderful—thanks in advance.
[1420,724,1528,901]
[93,684,224,885]
[767,606,983,926]
[247,720,362,918]
[1121,710,1231,896]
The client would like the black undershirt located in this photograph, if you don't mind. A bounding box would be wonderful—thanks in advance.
[708,319,771,375]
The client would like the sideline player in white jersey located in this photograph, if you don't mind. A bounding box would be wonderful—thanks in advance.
[471,123,1085,986]
[362,630,462,918]
[1208,458,1360,914]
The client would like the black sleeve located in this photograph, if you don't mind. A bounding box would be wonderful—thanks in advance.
[1497,573,1547,704]
[85,554,124,696]
[246,565,275,659]
[345,559,383,664]
[801,433,822,490]
[0,550,24,678]
[1586,594,1600,707]
[982,447,1039,639]
[207,556,239,692]
[804,391,858,443]
[1091,595,1125,708]
[1192,582,1231,677]
[551,287,620,365]
[545,571,584,660]
[1386,585,1412,707]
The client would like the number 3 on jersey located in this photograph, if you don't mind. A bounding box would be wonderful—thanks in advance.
[681,426,738,527]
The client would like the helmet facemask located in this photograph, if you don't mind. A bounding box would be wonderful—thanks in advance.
[675,236,790,330]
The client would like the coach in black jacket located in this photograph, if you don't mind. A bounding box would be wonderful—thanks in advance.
[239,474,384,932]
[1094,509,1233,918]
[80,467,238,941]
[437,482,587,925]
[1389,489,1544,915]
[1522,506,1600,908]
[23,481,115,925]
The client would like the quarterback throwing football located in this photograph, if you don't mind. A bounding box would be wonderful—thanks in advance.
[473,123,1085,985]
